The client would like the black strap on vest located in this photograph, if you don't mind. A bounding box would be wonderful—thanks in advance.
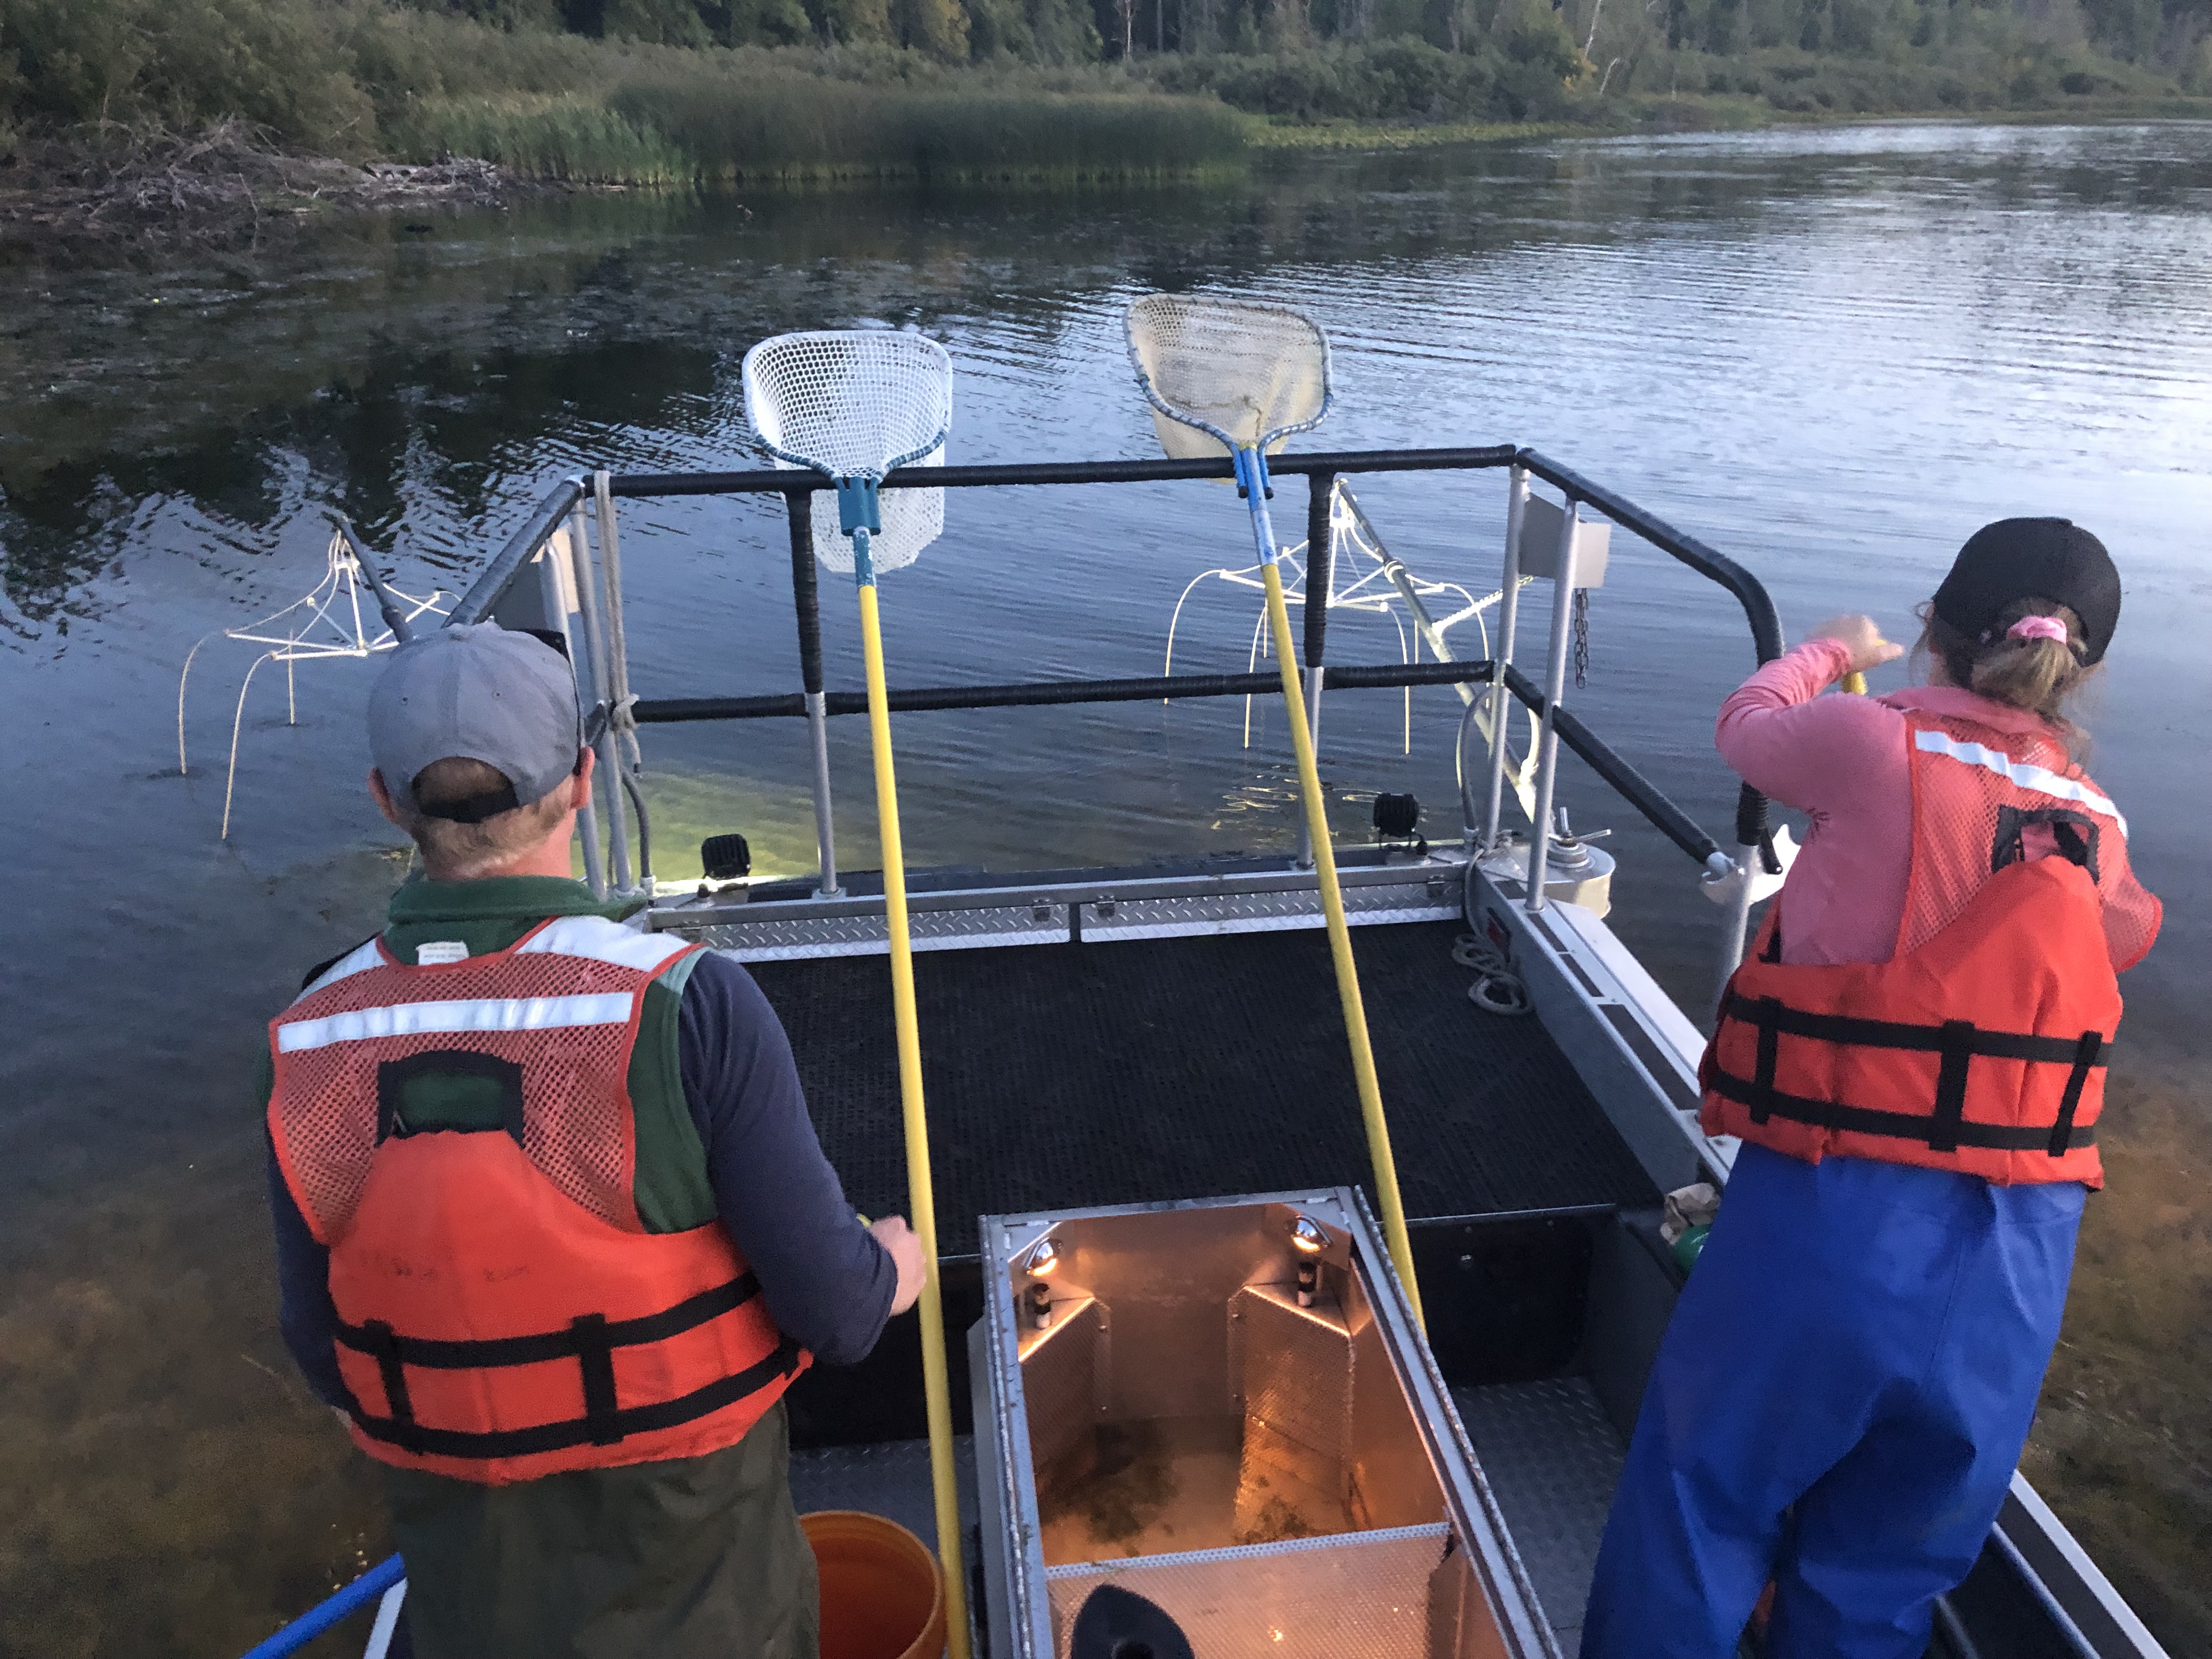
[1716,992,2111,1158]
[357,1320,413,1427]
[2050,1031,2102,1158]
[1749,997,1781,1126]
[1928,1022,1974,1155]
[347,1339,804,1461]
[335,1272,784,1458]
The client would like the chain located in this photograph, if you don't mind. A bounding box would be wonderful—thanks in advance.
[1572,588,1591,690]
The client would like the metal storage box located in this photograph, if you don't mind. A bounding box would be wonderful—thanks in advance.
[970,1190,1556,1659]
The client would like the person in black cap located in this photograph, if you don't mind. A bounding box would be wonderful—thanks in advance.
[260,622,925,1659]
[1583,520,2160,1659]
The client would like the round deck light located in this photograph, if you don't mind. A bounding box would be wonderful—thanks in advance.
[1024,1238,1061,1278]
[1289,1215,1329,1255]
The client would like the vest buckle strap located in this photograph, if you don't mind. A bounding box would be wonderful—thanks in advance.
[1750,997,1782,1126]
[1927,1020,1976,1155]
[571,1313,621,1447]
[357,1319,413,1423]
[2050,1031,2103,1159]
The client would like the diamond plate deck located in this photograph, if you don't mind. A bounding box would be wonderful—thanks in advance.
[693,904,1070,961]
[787,1435,981,1551]
[1080,881,1456,942]
[1451,1377,1626,1650]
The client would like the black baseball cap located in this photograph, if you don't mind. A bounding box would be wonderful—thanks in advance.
[1932,518,2121,665]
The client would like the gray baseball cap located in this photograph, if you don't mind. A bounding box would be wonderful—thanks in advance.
[368,623,582,819]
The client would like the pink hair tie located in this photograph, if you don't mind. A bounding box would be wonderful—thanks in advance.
[2007,615,2069,645]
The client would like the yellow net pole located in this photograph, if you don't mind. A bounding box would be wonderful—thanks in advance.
[856,577,971,1659]
[1257,555,1424,1326]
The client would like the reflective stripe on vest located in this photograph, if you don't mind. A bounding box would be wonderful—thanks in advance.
[1912,727,2126,835]
[278,992,636,1053]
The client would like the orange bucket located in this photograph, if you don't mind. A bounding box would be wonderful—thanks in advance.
[801,1510,949,1659]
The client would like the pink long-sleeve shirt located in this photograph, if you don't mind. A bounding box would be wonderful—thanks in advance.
[1716,639,2157,969]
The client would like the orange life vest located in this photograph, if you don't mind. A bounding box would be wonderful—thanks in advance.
[267,915,808,1484]
[1701,709,2130,1188]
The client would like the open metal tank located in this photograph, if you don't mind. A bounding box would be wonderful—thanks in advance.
[972,1190,1553,1659]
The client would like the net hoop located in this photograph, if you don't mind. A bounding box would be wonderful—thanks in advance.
[741,330,953,574]
[1125,294,1334,460]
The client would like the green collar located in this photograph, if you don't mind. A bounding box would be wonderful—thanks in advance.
[382,876,636,964]
[386,875,622,927]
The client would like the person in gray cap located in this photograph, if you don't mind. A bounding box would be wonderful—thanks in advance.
[260,621,923,1659]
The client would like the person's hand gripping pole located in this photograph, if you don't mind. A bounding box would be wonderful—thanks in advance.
[1234,444,1424,1324]
[1808,613,1904,696]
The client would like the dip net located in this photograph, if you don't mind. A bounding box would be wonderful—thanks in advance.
[1126,295,1333,460]
[741,330,952,574]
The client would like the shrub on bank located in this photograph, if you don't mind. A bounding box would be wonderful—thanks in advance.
[1139,27,1582,123]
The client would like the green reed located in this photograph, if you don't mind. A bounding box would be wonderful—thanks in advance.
[400,76,1247,185]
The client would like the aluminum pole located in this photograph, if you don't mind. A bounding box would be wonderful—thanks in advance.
[1482,466,1529,851]
[1524,496,1579,912]
[586,475,634,895]
[561,506,607,901]
[1715,846,1759,1009]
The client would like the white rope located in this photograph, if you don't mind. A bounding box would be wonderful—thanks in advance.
[1454,930,1532,1017]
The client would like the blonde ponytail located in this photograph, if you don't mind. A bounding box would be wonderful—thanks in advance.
[1916,595,2097,746]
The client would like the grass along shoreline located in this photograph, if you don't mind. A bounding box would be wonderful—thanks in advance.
[7,0,2212,228]
[8,89,2209,257]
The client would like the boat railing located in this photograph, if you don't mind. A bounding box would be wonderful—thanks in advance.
[449,444,1780,994]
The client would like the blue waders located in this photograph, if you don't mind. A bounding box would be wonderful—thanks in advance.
[1581,1142,2085,1659]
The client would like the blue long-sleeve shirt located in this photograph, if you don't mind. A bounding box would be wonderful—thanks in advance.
[266,879,894,1409]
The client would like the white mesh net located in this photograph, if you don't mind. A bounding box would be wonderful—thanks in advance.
[1126,294,1331,460]
[741,330,953,574]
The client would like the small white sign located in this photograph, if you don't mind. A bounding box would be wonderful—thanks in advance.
[416,940,470,966]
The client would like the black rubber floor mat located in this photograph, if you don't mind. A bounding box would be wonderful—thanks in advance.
[749,922,1658,1255]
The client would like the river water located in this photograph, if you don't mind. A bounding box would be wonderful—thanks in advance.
[3,122,2208,1656]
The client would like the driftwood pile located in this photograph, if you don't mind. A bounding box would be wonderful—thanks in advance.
[0,120,528,258]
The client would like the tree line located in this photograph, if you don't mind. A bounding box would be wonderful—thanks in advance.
[414,0,2211,78]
